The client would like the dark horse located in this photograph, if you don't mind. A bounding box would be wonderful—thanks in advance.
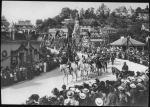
[112,67,135,79]
[112,67,122,79]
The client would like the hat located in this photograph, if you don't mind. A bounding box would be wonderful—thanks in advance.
[75,89,81,93]
[137,83,143,88]
[51,88,59,95]
[118,86,124,91]
[29,94,39,101]
[124,80,130,84]
[79,93,86,99]
[130,83,136,88]
[70,87,76,92]
[82,88,89,94]
[137,78,142,83]
[121,79,125,82]
[67,91,74,98]
[62,84,66,89]
[95,98,103,106]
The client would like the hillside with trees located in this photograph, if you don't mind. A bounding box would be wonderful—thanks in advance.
[2,3,149,43]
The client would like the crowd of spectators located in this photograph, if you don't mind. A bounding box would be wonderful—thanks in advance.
[24,68,149,106]
[1,63,43,87]
[114,47,149,66]
[1,49,59,87]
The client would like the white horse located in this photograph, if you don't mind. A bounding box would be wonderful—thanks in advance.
[60,62,78,84]
[78,60,92,80]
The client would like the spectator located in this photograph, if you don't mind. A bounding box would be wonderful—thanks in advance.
[95,98,104,106]
[64,90,79,106]
[51,87,60,98]
[78,92,87,106]
[105,86,118,106]
[59,84,67,99]
[117,86,128,106]
[26,94,39,105]
[39,96,49,105]
[129,83,137,106]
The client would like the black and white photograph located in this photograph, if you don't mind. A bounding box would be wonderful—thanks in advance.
[1,1,149,106]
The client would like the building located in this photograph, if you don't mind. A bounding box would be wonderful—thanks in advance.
[101,26,118,34]
[1,40,40,69]
[141,23,149,32]
[11,20,36,40]
[136,10,149,20]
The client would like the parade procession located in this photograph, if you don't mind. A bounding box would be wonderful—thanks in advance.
[1,1,149,106]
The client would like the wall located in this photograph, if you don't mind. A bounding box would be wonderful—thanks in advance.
[1,40,41,68]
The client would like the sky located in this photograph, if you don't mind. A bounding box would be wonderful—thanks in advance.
[2,1,149,25]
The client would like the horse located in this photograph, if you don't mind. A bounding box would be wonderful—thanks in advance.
[111,67,122,79]
[94,58,104,76]
[78,60,86,80]
[59,56,78,85]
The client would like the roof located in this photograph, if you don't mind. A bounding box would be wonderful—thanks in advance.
[110,37,145,46]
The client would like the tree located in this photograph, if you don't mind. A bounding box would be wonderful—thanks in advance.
[36,19,43,27]
[89,7,96,19]
[106,12,117,27]
[84,8,91,19]
[136,7,142,13]
[96,3,109,19]
[79,8,85,19]
[60,7,72,19]
[71,9,78,19]
[1,16,10,30]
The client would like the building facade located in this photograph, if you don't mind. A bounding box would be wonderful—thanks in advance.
[1,40,40,69]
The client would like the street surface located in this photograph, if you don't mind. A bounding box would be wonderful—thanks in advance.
[1,57,148,104]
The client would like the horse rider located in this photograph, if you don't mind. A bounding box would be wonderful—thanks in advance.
[111,53,115,65]
[122,62,129,77]
[67,59,72,75]
[82,55,86,64]
[75,54,80,66]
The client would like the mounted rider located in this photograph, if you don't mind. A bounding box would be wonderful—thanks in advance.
[75,54,80,66]
[67,59,72,75]
[82,55,86,64]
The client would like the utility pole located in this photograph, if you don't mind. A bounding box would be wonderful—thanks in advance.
[127,35,130,60]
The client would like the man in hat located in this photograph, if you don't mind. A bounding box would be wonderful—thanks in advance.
[51,87,60,98]
[26,94,39,105]
[122,62,129,78]
[66,59,72,75]
[60,84,67,99]
[117,86,128,106]
[64,90,79,106]
[105,86,118,106]
[122,62,129,72]
[129,83,138,106]
[78,92,87,106]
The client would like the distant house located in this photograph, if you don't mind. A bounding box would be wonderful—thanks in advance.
[141,23,149,32]
[136,10,149,20]
[101,26,118,34]
[48,28,68,38]
[11,20,36,40]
